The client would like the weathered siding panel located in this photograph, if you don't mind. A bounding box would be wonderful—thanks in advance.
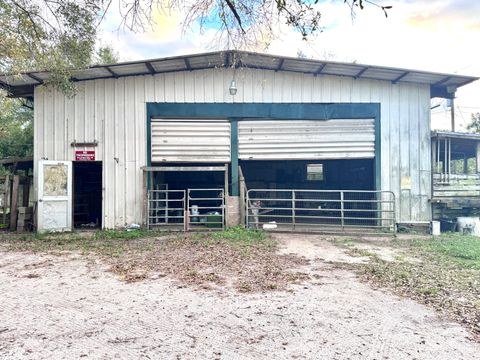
[34,67,431,227]
[419,86,432,221]
[399,84,411,221]
[103,79,115,228]
[114,77,126,226]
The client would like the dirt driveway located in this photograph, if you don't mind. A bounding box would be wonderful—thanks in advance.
[1,233,479,359]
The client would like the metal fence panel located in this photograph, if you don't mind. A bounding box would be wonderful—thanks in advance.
[147,189,186,229]
[147,188,225,231]
[246,189,396,234]
[187,188,225,230]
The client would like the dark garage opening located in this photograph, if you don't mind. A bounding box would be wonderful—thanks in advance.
[240,159,385,229]
[239,159,375,191]
[73,161,102,228]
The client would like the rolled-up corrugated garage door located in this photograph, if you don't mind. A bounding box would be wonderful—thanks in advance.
[151,119,231,162]
[238,119,375,160]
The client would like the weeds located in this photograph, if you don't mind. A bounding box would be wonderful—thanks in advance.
[94,229,165,240]
[192,226,274,250]
[346,247,376,258]
[408,233,480,270]
[346,234,480,334]
[0,227,308,292]
[1,229,166,257]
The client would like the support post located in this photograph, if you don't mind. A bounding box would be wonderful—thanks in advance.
[142,169,148,227]
[22,177,30,207]
[477,143,480,174]
[9,175,20,231]
[292,190,296,229]
[340,191,345,230]
[2,175,10,225]
[450,97,455,132]
[444,138,448,182]
[448,139,451,182]
[437,139,440,173]
[224,164,229,196]
[239,166,246,226]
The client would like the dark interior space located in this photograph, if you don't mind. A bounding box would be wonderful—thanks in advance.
[240,159,375,191]
[73,161,102,228]
[241,159,381,228]
[149,163,227,227]
[153,165,225,191]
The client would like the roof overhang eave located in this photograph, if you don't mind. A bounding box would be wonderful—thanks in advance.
[1,50,478,99]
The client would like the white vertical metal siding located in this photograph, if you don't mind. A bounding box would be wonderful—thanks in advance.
[34,67,432,227]
[151,120,231,163]
[238,119,375,160]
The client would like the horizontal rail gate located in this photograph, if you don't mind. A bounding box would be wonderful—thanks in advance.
[147,189,186,229]
[147,188,225,230]
[246,189,396,234]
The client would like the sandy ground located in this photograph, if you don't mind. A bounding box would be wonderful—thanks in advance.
[1,234,479,359]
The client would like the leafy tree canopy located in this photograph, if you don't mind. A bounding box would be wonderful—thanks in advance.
[0,0,390,94]
[467,113,480,133]
[0,40,117,167]
[0,93,33,159]
[0,0,103,95]
[93,45,120,65]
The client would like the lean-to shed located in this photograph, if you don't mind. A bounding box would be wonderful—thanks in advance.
[0,50,477,232]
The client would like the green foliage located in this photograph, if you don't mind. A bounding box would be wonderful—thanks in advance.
[93,46,120,65]
[0,93,33,174]
[211,225,265,241]
[93,228,165,240]
[467,112,480,133]
[410,233,480,269]
[0,1,390,91]
[207,226,272,248]
[4,228,165,256]
[352,234,480,333]
[0,0,101,95]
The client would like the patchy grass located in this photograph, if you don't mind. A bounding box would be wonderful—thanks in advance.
[346,247,376,258]
[0,227,308,292]
[191,226,275,255]
[407,233,480,269]
[110,229,309,291]
[340,234,480,335]
[0,229,167,257]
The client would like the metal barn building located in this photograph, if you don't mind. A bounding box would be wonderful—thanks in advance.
[0,50,477,232]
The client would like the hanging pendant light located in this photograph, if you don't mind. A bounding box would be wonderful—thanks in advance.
[229,79,237,95]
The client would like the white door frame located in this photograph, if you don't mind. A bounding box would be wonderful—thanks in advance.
[37,160,73,232]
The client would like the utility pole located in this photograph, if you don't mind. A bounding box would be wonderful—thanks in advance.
[450,97,455,132]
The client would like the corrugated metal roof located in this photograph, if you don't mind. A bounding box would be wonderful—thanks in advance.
[0,50,477,99]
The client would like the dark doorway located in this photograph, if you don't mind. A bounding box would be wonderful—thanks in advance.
[73,161,102,228]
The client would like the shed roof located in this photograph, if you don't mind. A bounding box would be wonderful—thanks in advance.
[432,131,480,141]
[0,50,477,99]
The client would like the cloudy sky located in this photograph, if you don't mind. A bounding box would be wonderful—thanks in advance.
[98,0,480,131]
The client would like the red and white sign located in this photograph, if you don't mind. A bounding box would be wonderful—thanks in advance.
[75,150,95,161]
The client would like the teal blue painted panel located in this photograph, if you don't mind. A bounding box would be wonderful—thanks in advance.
[145,102,381,191]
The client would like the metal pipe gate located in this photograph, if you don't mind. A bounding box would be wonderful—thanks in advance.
[246,189,396,234]
[187,188,225,230]
[147,188,225,231]
[147,189,186,229]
